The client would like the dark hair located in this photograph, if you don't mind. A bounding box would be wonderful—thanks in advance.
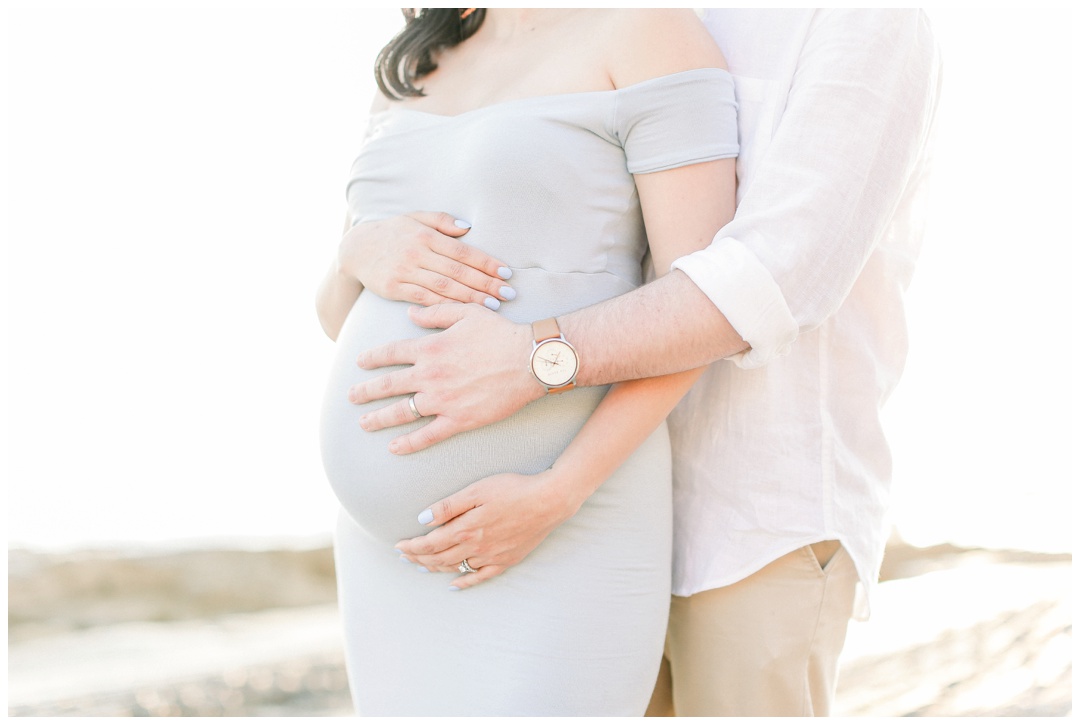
[375,8,487,100]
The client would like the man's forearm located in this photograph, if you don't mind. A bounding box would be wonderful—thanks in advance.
[561,270,748,386]
[350,271,747,453]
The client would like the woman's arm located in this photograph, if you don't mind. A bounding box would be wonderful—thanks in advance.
[315,213,363,340]
[395,10,736,587]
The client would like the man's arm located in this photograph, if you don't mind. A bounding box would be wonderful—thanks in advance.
[562,268,746,384]
[669,9,941,369]
[351,277,745,454]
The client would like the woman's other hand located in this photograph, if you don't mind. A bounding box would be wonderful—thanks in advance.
[394,469,585,590]
[339,212,515,309]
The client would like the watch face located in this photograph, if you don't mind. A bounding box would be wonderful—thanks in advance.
[531,339,578,387]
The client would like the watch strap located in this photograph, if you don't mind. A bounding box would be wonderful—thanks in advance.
[532,317,562,343]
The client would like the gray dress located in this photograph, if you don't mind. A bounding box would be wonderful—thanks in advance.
[320,68,738,716]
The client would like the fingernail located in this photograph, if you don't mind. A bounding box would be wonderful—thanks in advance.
[417,565,430,573]
[499,286,516,301]
[394,548,403,555]
[417,509,434,525]
[454,219,472,229]
[399,556,411,564]
[389,441,400,454]
[358,416,369,430]
[484,297,500,311]
[448,586,460,592]
[497,266,512,280]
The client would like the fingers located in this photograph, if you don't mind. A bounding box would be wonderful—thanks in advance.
[358,393,429,432]
[409,547,487,577]
[396,528,462,562]
[404,210,473,238]
[409,544,472,572]
[404,552,506,590]
[428,233,513,285]
[421,261,514,304]
[390,276,494,310]
[402,211,516,305]
[388,416,462,455]
[391,481,510,590]
[395,489,482,559]
[449,565,505,590]
[418,486,480,528]
[406,301,484,331]
[348,367,417,405]
[355,337,419,372]
[392,283,455,308]
[403,210,512,282]
[410,268,509,309]
[403,547,506,590]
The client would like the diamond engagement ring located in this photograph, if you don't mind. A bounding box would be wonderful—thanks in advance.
[408,394,423,420]
[458,559,478,574]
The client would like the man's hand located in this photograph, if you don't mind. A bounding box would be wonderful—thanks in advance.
[349,303,545,454]
[395,469,583,590]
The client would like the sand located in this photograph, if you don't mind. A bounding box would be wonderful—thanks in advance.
[7,542,1071,716]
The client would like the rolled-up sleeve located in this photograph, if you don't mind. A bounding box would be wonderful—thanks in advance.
[672,9,942,369]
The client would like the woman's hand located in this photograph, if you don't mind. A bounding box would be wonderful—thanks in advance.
[339,211,515,309]
[395,469,585,590]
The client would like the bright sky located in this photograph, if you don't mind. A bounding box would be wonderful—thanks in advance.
[4,7,1075,554]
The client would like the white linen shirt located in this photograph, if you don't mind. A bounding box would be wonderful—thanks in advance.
[668,9,941,616]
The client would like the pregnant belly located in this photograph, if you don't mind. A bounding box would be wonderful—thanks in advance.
[319,292,608,545]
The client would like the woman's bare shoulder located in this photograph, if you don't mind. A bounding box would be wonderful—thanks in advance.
[602,9,727,90]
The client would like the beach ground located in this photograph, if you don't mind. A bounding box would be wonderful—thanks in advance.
[7,543,1071,716]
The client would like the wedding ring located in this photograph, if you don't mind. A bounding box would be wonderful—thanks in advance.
[458,559,478,574]
[408,394,423,420]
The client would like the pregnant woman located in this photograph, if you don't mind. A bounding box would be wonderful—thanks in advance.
[317,9,736,716]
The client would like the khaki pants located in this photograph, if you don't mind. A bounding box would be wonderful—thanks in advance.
[647,542,857,717]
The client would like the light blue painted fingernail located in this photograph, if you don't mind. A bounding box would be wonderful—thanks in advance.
[394,548,403,555]
[448,586,460,592]
[497,266,512,280]
[417,509,434,525]
[454,219,472,229]
[499,286,516,301]
[417,565,430,573]
[484,297,501,311]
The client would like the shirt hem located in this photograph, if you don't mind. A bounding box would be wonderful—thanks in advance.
[673,536,875,620]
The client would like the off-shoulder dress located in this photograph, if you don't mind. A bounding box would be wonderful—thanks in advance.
[320,68,738,716]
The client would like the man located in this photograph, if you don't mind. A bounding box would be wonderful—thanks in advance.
[349,9,941,716]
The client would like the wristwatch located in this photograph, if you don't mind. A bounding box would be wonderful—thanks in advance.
[529,317,579,394]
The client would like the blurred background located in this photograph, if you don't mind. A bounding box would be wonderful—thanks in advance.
[5,4,1074,716]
